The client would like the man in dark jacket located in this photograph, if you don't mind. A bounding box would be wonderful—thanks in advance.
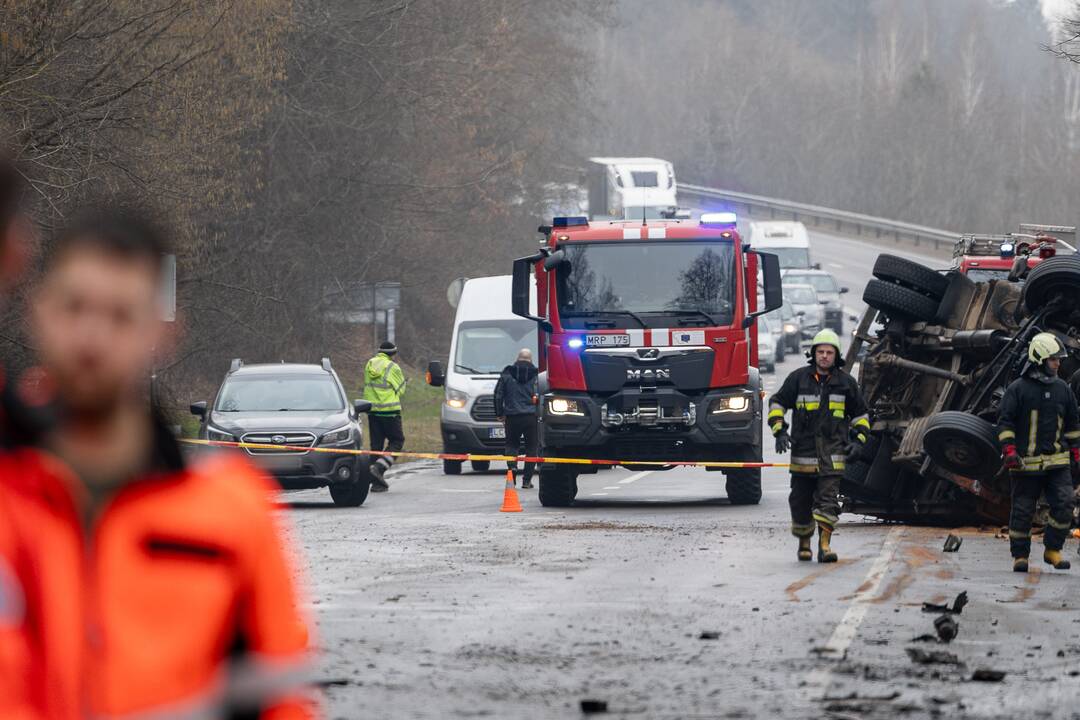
[769,329,870,563]
[998,332,1079,572]
[494,348,539,488]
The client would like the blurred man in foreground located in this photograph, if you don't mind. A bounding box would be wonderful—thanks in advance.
[0,209,317,718]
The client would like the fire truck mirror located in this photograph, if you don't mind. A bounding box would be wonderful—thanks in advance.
[543,250,567,271]
[512,257,532,318]
[758,251,784,314]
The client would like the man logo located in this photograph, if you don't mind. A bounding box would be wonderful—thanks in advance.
[627,368,671,382]
[271,434,287,445]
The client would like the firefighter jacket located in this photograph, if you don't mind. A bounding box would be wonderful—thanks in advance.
[493,361,538,417]
[0,422,315,719]
[997,371,1080,472]
[363,352,406,415]
[768,365,870,475]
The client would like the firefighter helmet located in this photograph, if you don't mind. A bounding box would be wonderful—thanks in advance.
[810,329,842,355]
[1028,332,1067,365]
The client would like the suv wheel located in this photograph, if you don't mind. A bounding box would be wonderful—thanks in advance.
[329,460,372,507]
[470,460,490,472]
[538,465,577,507]
[443,459,462,475]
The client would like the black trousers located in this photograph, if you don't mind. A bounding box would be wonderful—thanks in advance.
[369,413,405,473]
[504,414,538,482]
[789,473,842,536]
[1009,467,1074,558]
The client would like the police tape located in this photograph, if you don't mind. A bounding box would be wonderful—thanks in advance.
[177,438,791,469]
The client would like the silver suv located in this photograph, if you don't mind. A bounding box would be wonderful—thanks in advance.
[190,358,374,506]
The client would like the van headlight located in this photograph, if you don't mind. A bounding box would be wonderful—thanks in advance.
[445,388,468,409]
[710,395,750,414]
[321,425,353,445]
[548,397,584,416]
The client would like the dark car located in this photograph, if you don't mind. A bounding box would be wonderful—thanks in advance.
[782,269,848,333]
[190,358,374,506]
[765,300,802,354]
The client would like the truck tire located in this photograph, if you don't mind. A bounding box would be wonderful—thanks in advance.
[863,279,939,322]
[872,255,949,300]
[922,412,1000,479]
[443,459,462,475]
[725,468,762,505]
[1023,255,1080,314]
[538,465,577,507]
[470,460,490,472]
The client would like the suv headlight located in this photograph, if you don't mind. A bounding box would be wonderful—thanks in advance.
[445,387,468,409]
[710,395,750,414]
[547,397,584,416]
[321,425,353,445]
[207,427,235,442]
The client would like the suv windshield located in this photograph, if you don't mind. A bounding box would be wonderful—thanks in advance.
[767,248,810,269]
[787,273,838,293]
[216,374,344,412]
[785,286,817,305]
[557,240,737,328]
[455,320,538,375]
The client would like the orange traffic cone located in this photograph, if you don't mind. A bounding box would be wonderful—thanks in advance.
[500,470,523,513]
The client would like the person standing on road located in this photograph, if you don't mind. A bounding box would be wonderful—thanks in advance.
[768,329,870,563]
[997,332,1079,572]
[494,348,539,488]
[0,209,316,718]
[364,340,406,492]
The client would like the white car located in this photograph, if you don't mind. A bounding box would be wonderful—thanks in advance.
[757,315,781,373]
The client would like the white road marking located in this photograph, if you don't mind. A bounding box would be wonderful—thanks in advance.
[803,526,904,699]
[439,489,491,493]
[603,486,621,490]
[590,492,609,496]
[618,471,652,485]
[828,262,844,269]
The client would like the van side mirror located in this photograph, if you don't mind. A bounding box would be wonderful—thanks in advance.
[426,360,445,387]
[353,399,372,415]
[190,401,207,417]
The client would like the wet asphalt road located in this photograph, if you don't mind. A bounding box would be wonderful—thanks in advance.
[277,234,1080,719]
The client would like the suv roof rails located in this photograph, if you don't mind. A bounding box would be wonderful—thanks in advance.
[229,358,243,373]
[321,357,332,372]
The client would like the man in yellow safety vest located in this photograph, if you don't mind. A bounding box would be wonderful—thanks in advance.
[363,340,406,491]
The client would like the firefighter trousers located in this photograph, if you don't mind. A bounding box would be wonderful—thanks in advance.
[1009,467,1074,558]
[789,473,841,537]
[369,413,405,475]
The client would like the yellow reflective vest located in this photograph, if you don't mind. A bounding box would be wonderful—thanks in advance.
[363,352,406,414]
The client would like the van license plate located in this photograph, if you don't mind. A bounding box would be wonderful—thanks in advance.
[489,428,506,439]
[586,334,630,348]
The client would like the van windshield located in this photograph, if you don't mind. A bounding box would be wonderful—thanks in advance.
[767,248,811,269]
[455,320,538,375]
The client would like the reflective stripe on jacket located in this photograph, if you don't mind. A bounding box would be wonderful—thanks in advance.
[363,352,406,414]
[768,365,869,475]
[0,434,315,719]
[997,372,1080,472]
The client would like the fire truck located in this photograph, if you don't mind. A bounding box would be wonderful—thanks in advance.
[951,224,1077,281]
[510,212,783,507]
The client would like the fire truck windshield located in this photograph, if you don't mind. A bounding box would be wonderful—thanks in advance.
[556,240,736,329]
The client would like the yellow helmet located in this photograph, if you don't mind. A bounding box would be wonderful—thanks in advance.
[811,329,842,354]
[1028,332,1067,365]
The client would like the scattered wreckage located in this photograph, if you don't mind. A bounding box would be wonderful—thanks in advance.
[842,224,1080,525]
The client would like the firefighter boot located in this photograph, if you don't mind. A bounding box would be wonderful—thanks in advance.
[1013,556,1029,573]
[1044,549,1071,570]
[817,524,838,563]
[797,535,813,562]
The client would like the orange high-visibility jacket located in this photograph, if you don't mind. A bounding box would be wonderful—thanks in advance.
[0,432,316,719]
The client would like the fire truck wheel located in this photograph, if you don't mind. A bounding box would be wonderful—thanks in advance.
[443,459,462,475]
[538,466,577,507]
[725,468,762,505]
[922,412,1001,478]
[863,279,940,322]
[470,460,490,472]
[872,255,950,300]
[1023,255,1080,314]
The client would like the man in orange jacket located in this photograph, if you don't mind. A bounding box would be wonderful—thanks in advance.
[0,208,317,718]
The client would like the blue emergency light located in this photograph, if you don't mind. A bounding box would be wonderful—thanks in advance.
[567,337,584,349]
[553,216,589,228]
[700,212,737,227]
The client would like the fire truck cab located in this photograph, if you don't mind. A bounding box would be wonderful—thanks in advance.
[952,224,1077,282]
[511,212,783,507]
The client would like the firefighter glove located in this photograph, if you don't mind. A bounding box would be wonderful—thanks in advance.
[1003,444,1023,471]
[774,429,791,455]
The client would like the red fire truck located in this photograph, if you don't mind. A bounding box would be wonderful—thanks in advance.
[511,212,783,507]
[952,224,1076,281]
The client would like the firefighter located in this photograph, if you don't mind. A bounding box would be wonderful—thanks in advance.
[0,209,316,718]
[494,347,539,488]
[769,329,870,563]
[363,339,407,491]
[997,332,1079,572]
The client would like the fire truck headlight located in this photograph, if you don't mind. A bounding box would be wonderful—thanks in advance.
[710,395,750,414]
[548,398,584,416]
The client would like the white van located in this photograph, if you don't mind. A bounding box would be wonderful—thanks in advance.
[429,276,538,475]
[587,157,678,220]
[749,221,817,270]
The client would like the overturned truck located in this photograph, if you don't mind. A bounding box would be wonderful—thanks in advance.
[843,229,1080,525]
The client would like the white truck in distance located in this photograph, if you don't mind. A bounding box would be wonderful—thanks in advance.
[587,157,678,220]
[749,221,816,270]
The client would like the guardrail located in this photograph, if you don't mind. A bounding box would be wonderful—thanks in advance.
[680,183,958,253]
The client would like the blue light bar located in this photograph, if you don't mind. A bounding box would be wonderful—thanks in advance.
[700,211,737,227]
[567,337,584,349]
[1000,242,1015,258]
[553,216,589,228]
